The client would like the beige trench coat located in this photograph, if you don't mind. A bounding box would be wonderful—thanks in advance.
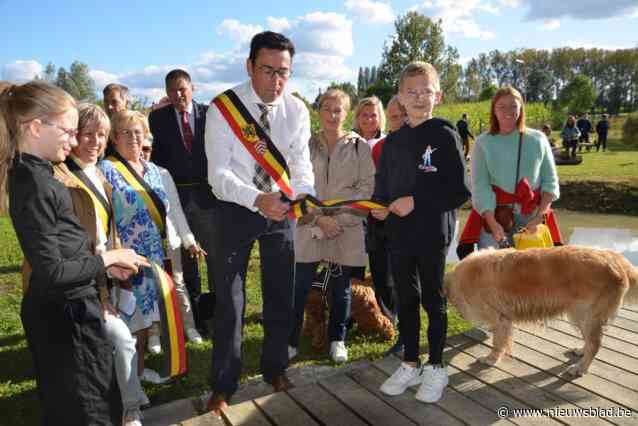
[295,132,376,267]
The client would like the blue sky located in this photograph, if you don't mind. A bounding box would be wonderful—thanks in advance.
[2,0,637,102]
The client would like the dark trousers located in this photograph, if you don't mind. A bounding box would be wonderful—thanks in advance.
[461,137,470,158]
[177,185,217,330]
[21,292,122,426]
[368,224,398,324]
[290,262,353,347]
[578,133,590,151]
[391,246,448,365]
[597,133,608,151]
[210,201,294,398]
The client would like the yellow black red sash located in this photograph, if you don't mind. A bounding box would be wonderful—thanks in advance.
[105,153,167,239]
[288,195,387,219]
[150,262,187,378]
[66,157,112,236]
[213,89,293,198]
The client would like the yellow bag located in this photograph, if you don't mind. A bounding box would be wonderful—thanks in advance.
[513,224,554,250]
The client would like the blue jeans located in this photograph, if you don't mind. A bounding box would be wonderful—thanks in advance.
[478,211,536,249]
[289,262,353,348]
[103,311,149,417]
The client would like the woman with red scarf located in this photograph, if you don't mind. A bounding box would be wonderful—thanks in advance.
[458,87,562,256]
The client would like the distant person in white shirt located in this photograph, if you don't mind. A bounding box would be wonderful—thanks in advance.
[204,31,314,416]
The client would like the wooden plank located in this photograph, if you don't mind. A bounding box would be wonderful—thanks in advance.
[348,363,465,426]
[516,325,638,390]
[446,334,615,426]
[181,412,227,426]
[493,328,638,410]
[612,317,638,333]
[222,400,271,426]
[374,356,515,426]
[557,318,638,346]
[462,330,638,425]
[287,383,368,426]
[548,321,638,359]
[253,392,318,426]
[618,308,638,322]
[445,363,557,426]
[319,373,415,426]
[142,398,199,426]
[622,305,638,314]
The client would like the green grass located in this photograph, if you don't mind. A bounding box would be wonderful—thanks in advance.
[552,116,638,185]
[0,216,471,425]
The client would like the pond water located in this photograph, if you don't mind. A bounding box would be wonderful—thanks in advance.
[447,209,638,265]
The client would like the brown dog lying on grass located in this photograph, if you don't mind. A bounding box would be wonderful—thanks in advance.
[302,276,396,350]
[444,246,638,376]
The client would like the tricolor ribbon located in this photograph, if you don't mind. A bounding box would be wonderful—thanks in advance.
[149,262,187,378]
[287,194,387,219]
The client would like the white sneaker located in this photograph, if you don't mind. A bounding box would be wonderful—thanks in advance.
[140,368,169,385]
[123,408,143,426]
[147,335,161,354]
[416,364,448,403]
[380,362,423,396]
[186,328,203,344]
[288,345,298,360]
[330,341,348,363]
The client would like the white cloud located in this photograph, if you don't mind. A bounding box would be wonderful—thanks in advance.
[266,16,292,33]
[2,60,44,81]
[541,19,561,30]
[523,0,638,21]
[412,0,506,40]
[294,53,353,81]
[89,69,119,90]
[561,40,632,50]
[290,12,354,57]
[345,0,395,24]
[217,19,263,46]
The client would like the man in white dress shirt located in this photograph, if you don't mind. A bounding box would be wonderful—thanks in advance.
[204,31,314,415]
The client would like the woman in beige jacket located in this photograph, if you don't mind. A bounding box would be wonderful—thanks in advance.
[289,89,376,363]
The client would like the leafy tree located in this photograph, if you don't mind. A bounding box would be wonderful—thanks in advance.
[43,62,56,82]
[378,11,459,98]
[55,61,97,102]
[479,85,498,101]
[364,81,395,106]
[559,75,597,114]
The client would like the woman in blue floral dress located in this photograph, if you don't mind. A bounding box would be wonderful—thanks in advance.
[100,110,168,383]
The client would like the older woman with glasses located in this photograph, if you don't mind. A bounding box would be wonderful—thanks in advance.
[100,110,169,384]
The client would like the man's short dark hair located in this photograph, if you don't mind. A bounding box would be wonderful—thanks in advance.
[103,83,129,99]
[249,31,295,64]
[165,69,192,87]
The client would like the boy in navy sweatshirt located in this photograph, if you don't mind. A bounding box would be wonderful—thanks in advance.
[372,62,470,403]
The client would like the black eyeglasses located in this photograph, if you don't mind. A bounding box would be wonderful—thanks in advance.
[259,65,291,80]
[141,147,152,153]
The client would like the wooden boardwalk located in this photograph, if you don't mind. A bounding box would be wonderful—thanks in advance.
[148,306,638,426]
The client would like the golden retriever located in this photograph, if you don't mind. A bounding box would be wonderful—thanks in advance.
[444,246,638,376]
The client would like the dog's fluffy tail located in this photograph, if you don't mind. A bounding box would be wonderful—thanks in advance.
[623,265,638,306]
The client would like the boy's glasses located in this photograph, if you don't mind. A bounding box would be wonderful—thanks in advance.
[405,89,435,100]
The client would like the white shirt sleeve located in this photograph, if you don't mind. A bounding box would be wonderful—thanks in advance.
[287,103,315,198]
[160,168,196,248]
[205,102,262,211]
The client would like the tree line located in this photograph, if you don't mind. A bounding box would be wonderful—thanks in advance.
[353,11,637,115]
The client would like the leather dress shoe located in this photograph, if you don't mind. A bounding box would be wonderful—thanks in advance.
[271,374,294,392]
[207,392,228,417]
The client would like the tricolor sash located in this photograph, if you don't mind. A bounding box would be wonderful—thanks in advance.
[66,157,112,236]
[149,262,187,378]
[288,194,387,219]
[213,89,293,198]
[105,152,167,240]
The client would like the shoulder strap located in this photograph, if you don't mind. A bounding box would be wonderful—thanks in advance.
[105,152,167,238]
[514,131,524,191]
[66,157,112,236]
[212,89,293,199]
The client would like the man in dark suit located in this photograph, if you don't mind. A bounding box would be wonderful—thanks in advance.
[149,69,216,337]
